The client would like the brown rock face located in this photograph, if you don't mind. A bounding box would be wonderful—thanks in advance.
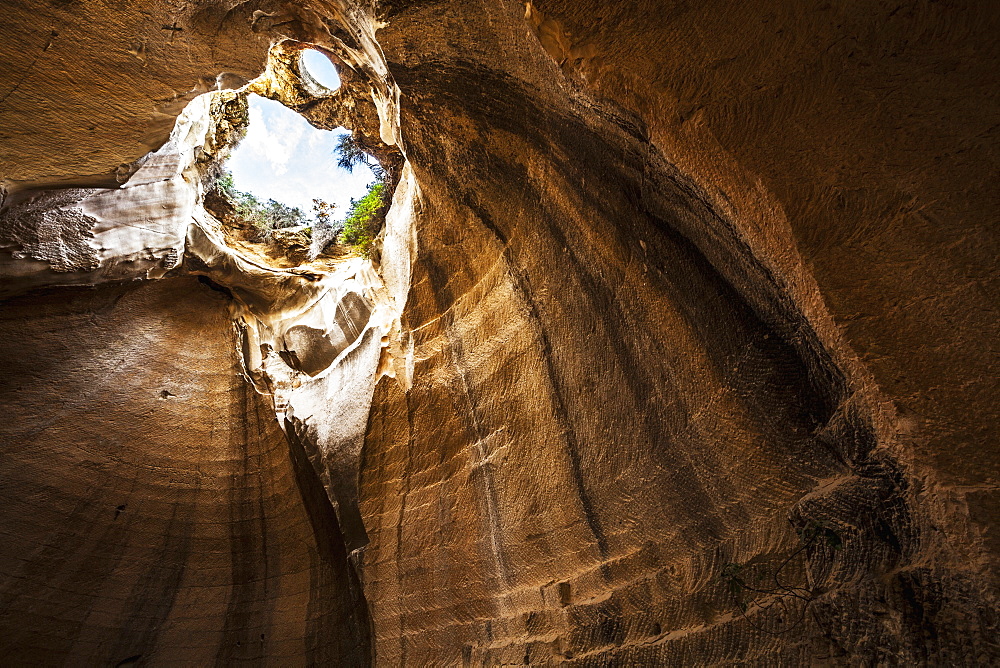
[355,2,998,663]
[0,0,998,665]
[0,0,269,187]
[0,278,370,665]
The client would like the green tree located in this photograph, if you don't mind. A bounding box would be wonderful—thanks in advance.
[216,171,237,195]
[340,181,386,257]
[213,171,307,240]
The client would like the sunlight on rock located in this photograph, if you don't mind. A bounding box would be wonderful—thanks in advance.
[0,1,995,664]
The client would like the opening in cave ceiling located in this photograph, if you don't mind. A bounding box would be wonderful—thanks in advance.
[300,48,343,91]
[226,94,375,215]
[220,49,385,260]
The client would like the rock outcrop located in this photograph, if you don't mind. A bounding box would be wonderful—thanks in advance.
[1,0,997,665]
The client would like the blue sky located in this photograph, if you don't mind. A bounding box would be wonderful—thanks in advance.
[301,49,342,90]
[226,52,375,217]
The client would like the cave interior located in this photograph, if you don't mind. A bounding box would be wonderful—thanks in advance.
[0,0,998,665]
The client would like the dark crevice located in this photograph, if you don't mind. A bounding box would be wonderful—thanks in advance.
[196,274,235,299]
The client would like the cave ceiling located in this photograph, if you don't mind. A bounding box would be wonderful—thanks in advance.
[0,0,997,664]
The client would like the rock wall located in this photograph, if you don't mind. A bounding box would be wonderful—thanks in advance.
[0,0,997,665]
[0,0,269,187]
[359,0,999,662]
[0,277,370,665]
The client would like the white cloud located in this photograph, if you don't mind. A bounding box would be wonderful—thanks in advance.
[226,94,376,215]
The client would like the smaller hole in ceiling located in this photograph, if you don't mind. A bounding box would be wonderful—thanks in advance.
[300,49,342,91]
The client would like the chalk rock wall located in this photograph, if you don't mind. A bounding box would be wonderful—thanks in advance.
[0,20,398,664]
[0,0,997,665]
[0,277,371,665]
[0,90,245,297]
[0,0,269,187]
[355,0,1000,664]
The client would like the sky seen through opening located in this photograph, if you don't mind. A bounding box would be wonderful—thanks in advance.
[226,50,375,219]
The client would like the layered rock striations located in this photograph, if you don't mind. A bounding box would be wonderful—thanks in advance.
[1,0,998,665]
[0,278,371,665]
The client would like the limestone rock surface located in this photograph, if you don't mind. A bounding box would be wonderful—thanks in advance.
[0,0,998,665]
[0,277,370,665]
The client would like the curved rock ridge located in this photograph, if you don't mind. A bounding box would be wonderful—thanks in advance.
[0,0,998,665]
[0,91,231,297]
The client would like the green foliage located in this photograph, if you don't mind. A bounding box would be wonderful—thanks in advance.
[215,171,307,240]
[216,171,236,194]
[334,131,390,257]
[214,127,390,256]
[339,181,386,257]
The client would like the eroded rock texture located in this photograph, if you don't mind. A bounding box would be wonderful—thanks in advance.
[0,0,997,665]
[0,278,370,664]
[355,2,999,663]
